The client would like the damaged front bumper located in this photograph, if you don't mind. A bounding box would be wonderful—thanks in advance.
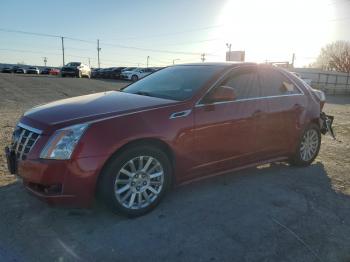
[320,112,335,139]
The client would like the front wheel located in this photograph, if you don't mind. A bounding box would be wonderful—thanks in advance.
[290,123,321,166]
[97,145,172,217]
[131,75,138,82]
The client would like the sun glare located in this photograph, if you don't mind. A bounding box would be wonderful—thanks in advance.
[207,0,336,66]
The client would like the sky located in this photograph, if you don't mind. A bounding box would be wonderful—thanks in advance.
[0,0,349,68]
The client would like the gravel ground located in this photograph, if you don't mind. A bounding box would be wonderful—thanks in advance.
[0,73,350,262]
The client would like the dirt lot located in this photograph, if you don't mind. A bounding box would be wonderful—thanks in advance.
[0,73,350,262]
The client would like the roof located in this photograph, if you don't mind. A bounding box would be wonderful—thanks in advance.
[176,62,257,67]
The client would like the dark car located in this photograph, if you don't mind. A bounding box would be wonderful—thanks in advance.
[26,67,40,74]
[61,62,91,78]
[5,63,334,217]
[91,68,101,78]
[41,68,51,75]
[98,67,112,78]
[109,67,126,79]
[1,67,12,73]
[15,68,26,74]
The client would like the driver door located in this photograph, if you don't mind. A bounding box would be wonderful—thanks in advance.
[190,66,263,178]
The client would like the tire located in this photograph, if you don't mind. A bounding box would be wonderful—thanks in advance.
[97,145,172,217]
[290,123,321,167]
[61,74,66,78]
[131,75,138,82]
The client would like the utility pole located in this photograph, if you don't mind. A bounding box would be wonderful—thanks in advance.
[88,58,91,68]
[201,53,206,62]
[147,56,150,68]
[97,39,101,69]
[226,43,232,61]
[172,59,180,65]
[291,53,295,68]
[43,57,47,66]
[61,37,65,66]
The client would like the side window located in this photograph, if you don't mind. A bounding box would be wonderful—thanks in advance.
[220,68,260,100]
[258,68,301,97]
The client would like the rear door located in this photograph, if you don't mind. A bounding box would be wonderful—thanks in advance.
[256,67,305,158]
[191,66,263,177]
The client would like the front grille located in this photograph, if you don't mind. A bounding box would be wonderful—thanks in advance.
[11,125,41,161]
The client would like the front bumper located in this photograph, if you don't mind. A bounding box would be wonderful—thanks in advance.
[4,149,107,207]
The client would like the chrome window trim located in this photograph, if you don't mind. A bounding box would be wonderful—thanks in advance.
[195,65,305,108]
[17,122,43,135]
[195,93,304,107]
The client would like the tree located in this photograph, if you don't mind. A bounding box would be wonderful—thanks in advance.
[313,41,350,73]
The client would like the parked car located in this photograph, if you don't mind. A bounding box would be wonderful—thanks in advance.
[26,67,40,75]
[121,67,155,81]
[61,62,91,78]
[15,68,26,74]
[109,67,126,79]
[11,66,20,73]
[91,68,101,78]
[1,67,12,73]
[41,68,51,75]
[98,67,113,78]
[49,68,60,75]
[5,63,334,217]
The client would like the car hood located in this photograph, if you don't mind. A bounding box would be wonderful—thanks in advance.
[22,91,177,132]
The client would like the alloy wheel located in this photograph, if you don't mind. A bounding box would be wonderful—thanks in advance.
[114,156,164,210]
[300,129,319,161]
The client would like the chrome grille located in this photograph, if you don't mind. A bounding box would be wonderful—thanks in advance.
[11,124,41,161]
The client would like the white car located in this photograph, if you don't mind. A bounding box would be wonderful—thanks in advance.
[120,68,155,81]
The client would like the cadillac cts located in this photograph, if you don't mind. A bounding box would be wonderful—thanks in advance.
[5,63,334,216]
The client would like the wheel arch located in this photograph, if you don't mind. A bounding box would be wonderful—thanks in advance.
[95,137,176,195]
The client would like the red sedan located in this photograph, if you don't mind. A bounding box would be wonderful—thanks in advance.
[5,63,334,216]
[49,68,60,75]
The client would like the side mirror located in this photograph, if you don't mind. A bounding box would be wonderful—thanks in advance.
[207,86,236,103]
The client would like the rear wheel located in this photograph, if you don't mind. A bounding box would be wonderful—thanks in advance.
[97,145,172,217]
[290,123,321,166]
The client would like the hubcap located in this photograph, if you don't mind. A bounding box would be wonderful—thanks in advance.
[114,156,164,209]
[300,129,319,161]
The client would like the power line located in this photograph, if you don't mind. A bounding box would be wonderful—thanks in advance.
[0,48,61,56]
[108,24,224,41]
[0,28,60,38]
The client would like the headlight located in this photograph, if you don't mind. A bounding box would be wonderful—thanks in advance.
[40,123,89,160]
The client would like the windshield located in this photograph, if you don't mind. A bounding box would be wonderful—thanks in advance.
[66,62,81,67]
[122,65,226,101]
